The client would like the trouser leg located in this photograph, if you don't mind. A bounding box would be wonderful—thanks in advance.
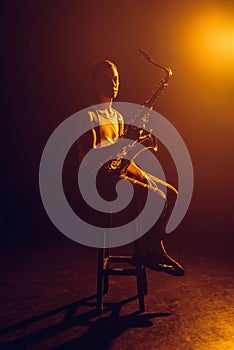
[132,185,184,276]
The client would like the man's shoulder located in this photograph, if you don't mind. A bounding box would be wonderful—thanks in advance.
[112,107,123,122]
[79,106,98,124]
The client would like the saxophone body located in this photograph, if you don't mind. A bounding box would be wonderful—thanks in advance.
[106,49,173,174]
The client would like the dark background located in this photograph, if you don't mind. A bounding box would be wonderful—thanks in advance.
[1,0,234,251]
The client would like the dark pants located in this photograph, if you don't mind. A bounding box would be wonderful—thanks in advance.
[96,160,177,247]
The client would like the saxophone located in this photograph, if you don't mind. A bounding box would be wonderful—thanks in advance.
[139,49,172,110]
[107,49,173,172]
[101,50,177,195]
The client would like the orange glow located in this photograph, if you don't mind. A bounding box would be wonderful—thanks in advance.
[180,5,234,77]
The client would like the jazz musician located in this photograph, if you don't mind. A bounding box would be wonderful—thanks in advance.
[78,59,184,276]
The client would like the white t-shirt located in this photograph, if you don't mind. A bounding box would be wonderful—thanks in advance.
[88,106,124,148]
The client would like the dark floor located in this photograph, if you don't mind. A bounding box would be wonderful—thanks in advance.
[0,231,233,350]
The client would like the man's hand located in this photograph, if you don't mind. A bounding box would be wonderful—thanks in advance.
[126,161,146,181]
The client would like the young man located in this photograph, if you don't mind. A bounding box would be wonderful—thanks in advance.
[78,59,184,276]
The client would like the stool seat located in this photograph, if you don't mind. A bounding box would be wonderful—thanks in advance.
[97,246,148,313]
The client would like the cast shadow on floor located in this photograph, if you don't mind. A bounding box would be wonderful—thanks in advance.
[1,294,170,350]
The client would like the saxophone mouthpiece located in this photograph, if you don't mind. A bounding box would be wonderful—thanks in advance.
[138,48,151,61]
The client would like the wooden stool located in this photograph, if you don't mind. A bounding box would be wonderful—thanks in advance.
[96,243,148,313]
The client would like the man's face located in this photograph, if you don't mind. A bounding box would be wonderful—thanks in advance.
[95,65,119,100]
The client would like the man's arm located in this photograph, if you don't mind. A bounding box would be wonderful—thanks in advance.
[77,112,95,167]
[126,161,146,181]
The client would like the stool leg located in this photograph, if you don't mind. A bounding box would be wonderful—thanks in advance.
[136,265,145,312]
[103,247,109,294]
[142,266,148,295]
[97,246,147,313]
[97,248,104,313]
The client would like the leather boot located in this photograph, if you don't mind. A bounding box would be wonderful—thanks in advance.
[132,225,185,276]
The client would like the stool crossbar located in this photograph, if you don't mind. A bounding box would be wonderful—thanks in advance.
[96,246,148,313]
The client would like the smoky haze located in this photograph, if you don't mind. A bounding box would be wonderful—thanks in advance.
[2,0,233,249]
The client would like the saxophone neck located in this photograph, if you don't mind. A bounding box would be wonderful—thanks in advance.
[139,48,173,78]
[139,49,173,110]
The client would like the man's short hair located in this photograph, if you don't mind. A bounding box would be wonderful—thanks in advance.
[91,60,117,81]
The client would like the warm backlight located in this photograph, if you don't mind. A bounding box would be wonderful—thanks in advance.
[182,5,234,77]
